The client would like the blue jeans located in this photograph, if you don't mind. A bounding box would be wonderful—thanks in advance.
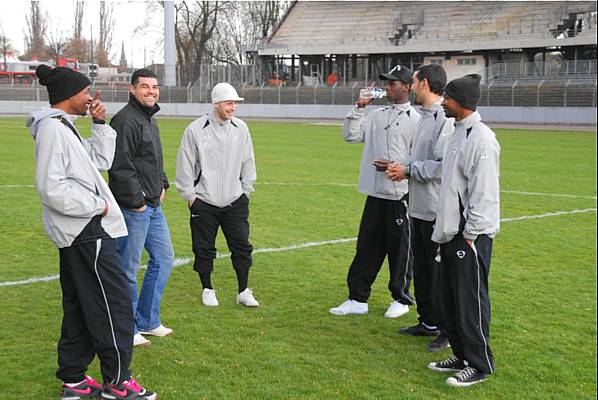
[118,205,174,334]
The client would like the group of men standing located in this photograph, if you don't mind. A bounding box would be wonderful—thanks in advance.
[331,64,500,387]
[28,60,499,398]
[29,65,258,400]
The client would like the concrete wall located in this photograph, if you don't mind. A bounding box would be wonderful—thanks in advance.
[2,101,596,125]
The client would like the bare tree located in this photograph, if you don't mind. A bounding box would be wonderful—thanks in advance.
[46,29,69,60]
[23,2,48,60]
[208,1,290,67]
[97,1,114,66]
[0,26,13,70]
[248,1,289,40]
[173,1,223,83]
[65,1,90,62]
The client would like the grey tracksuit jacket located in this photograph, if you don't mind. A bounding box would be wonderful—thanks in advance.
[343,103,420,200]
[432,111,500,244]
[27,108,127,248]
[402,101,454,221]
[175,113,256,208]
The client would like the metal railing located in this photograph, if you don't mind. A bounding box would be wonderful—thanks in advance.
[1,80,596,107]
[486,59,597,81]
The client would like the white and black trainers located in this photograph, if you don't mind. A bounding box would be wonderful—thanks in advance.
[428,355,466,372]
[446,366,488,387]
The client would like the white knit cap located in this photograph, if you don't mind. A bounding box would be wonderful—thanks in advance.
[211,82,244,104]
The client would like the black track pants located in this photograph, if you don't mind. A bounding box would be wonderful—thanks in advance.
[439,234,495,374]
[411,217,443,328]
[347,196,413,304]
[57,238,133,384]
[190,194,253,276]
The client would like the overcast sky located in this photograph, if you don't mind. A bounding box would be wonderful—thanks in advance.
[0,0,164,67]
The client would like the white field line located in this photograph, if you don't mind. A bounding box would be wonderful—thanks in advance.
[2,182,597,201]
[1,208,595,288]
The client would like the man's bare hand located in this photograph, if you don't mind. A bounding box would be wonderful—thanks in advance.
[386,163,406,181]
[90,90,106,121]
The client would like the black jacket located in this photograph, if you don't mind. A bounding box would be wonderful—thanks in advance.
[108,95,169,209]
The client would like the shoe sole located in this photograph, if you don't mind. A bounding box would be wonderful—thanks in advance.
[428,364,463,373]
[236,301,259,307]
[329,309,368,315]
[139,331,173,337]
[399,329,440,336]
[202,302,219,307]
[446,376,487,387]
[427,343,451,352]
[384,310,409,318]
[134,340,152,347]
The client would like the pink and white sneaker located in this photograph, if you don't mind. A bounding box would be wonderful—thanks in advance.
[101,377,157,400]
[61,375,103,399]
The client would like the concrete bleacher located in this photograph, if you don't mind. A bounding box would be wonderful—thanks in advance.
[263,1,597,54]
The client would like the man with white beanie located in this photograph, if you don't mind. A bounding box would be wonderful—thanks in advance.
[175,83,259,307]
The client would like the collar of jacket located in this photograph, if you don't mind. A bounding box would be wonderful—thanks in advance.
[421,99,443,115]
[390,102,412,113]
[455,111,481,129]
[128,93,160,119]
[207,113,238,128]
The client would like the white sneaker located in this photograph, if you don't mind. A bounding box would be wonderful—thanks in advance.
[329,299,368,316]
[384,300,409,318]
[236,288,260,307]
[202,288,219,307]
[140,324,173,337]
[133,333,151,347]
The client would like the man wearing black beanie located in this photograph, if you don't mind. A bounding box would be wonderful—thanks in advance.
[27,64,157,400]
[427,74,500,387]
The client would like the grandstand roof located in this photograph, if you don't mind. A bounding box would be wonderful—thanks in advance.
[260,1,597,56]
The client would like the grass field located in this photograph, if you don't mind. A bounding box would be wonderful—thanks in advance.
[0,115,596,400]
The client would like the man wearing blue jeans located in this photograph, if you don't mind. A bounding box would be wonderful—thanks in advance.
[109,69,174,347]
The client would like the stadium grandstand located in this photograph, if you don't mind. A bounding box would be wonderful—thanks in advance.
[1,0,596,122]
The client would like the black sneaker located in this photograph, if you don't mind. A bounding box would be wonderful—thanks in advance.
[61,375,103,399]
[428,355,466,372]
[446,366,488,387]
[427,333,451,352]
[399,322,439,336]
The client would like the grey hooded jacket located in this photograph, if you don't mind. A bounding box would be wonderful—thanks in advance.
[432,111,500,244]
[27,108,127,248]
[175,113,256,208]
[343,103,420,200]
[402,101,454,221]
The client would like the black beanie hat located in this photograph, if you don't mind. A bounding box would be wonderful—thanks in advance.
[444,74,481,111]
[36,64,91,105]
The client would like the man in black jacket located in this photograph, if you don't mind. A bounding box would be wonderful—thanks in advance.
[109,68,174,347]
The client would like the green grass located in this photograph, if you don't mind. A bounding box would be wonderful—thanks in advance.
[0,116,596,399]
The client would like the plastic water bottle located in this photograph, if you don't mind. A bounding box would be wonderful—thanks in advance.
[359,87,387,99]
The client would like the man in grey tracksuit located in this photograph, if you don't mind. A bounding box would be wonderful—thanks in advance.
[427,74,500,388]
[175,82,259,308]
[329,65,420,318]
[28,64,156,400]
[387,64,453,351]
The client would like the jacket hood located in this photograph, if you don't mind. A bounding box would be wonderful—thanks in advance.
[26,107,66,139]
